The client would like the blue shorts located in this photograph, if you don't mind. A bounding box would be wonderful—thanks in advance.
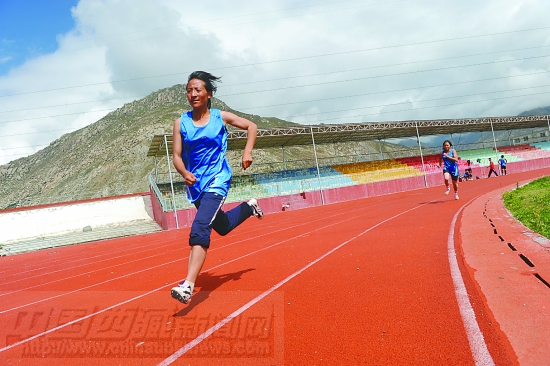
[443,169,459,181]
[189,192,253,248]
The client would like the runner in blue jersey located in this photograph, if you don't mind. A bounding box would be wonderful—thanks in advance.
[171,71,264,305]
[498,155,507,175]
[438,140,460,200]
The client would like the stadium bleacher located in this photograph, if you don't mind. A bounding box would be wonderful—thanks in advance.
[534,142,550,151]
[498,144,550,160]
[153,143,550,212]
[332,160,423,184]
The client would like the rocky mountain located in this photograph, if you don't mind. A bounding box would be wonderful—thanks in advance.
[0,84,387,209]
[519,105,550,116]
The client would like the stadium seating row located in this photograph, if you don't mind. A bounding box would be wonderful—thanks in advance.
[154,143,550,211]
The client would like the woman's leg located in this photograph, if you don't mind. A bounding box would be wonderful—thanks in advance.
[452,176,459,199]
[186,245,207,284]
[444,172,451,194]
[172,192,224,304]
[188,192,225,246]
[212,202,253,236]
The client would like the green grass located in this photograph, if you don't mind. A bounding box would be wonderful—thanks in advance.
[503,176,550,239]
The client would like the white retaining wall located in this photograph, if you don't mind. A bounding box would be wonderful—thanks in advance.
[0,195,154,244]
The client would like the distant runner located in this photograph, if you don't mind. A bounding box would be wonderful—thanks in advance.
[498,155,507,175]
[170,71,264,305]
[439,140,460,200]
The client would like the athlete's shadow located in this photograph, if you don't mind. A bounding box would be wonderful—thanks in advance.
[173,268,255,317]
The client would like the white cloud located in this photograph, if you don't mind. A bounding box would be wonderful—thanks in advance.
[1,0,550,165]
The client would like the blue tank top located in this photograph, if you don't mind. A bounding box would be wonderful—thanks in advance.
[180,108,232,203]
[442,149,459,176]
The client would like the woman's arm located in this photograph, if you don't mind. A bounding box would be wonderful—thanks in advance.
[442,149,459,163]
[449,149,459,163]
[220,111,258,170]
[172,118,196,186]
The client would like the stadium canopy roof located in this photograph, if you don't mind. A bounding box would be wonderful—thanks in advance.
[147,114,550,157]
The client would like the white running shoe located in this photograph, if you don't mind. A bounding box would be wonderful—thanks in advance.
[248,198,264,219]
[445,187,451,196]
[455,193,459,200]
[171,282,192,304]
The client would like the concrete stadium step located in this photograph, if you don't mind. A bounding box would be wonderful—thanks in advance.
[0,221,162,256]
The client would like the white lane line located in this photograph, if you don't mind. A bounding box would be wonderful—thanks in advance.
[0,237,169,278]
[0,201,378,353]
[0,216,292,296]
[0,244,181,290]
[0,203,362,313]
[0,207,286,279]
[158,203,425,365]
[0,257,182,315]
[0,243,180,295]
[447,199,495,366]
[0,217,290,290]
[0,211,279,281]
[0,284,165,354]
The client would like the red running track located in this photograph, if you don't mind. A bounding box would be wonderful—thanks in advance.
[0,169,548,365]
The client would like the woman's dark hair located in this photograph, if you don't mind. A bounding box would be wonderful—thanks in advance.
[187,71,221,108]
[442,140,453,148]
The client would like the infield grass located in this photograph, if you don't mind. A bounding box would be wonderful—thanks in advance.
[503,176,550,239]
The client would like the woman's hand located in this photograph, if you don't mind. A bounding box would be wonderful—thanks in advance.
[242,151,253,170]
[183,171,197,186]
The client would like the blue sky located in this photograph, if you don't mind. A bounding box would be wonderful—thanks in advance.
[0,0,79,75]
[0,0,550,165]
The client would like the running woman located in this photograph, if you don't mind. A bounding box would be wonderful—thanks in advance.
[498,155,507,175]
[439,140,460,200]
[170,71,264,305]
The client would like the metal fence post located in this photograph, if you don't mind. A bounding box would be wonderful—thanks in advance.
[164,134,179,229]
[310,125,325,205]
[415,121,428,188]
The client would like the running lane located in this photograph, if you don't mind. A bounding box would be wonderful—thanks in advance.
[0,169,547,365]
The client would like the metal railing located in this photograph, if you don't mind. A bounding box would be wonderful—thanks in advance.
[148,173,167,211]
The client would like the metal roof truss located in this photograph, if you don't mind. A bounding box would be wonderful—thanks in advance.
[147,115,550,157]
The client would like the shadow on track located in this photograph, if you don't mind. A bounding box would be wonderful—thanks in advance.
[419,201,446,204]
[173,268,255,316]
